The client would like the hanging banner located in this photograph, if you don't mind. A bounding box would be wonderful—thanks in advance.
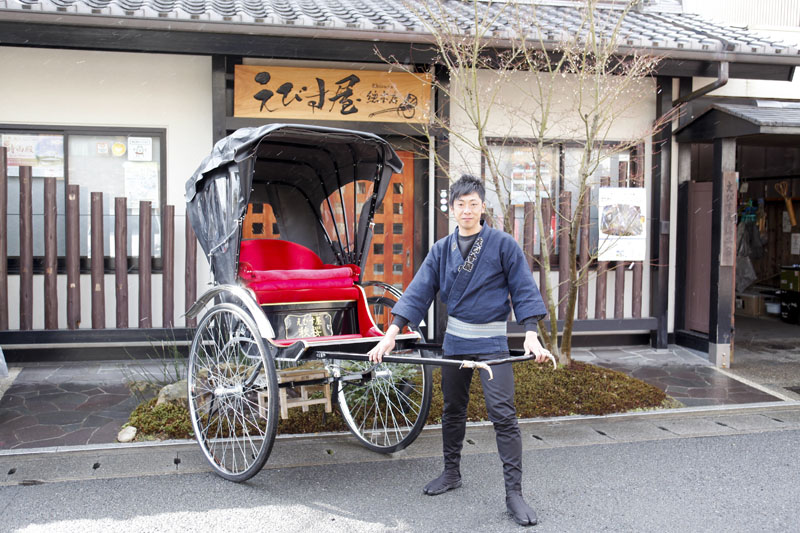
[598,187,647,261]
[234,65,432,124]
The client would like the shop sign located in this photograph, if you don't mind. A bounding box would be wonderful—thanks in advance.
[1,133,64,178]
[234,65,432,124]
[597,187,647,261]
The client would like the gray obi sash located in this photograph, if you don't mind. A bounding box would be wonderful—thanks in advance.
[445,315,507,339]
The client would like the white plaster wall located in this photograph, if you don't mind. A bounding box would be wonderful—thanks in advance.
[448,70,656,322]
[0,47,213,329]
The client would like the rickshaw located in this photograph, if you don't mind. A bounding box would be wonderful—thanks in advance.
[184,124,552,482]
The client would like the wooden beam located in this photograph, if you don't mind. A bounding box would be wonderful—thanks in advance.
[558,191,571,319]
[19,166,33,330]
[138,201,152,328]
[708,138,737,368]
[0,147,8,330]
[115,197,129,328]
[66,185,81,329]
[650,76,672,348]
[185,219,197,328]
[44,178,58,329]
[90,192,105,329]
[162,205,175,328]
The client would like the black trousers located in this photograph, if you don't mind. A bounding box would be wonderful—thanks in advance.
[441,352,523,493]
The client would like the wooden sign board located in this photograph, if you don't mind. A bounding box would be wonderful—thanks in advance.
[234,65,432,124]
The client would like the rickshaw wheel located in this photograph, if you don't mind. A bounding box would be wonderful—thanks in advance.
[188,303,279,482]
[335,348,433,453]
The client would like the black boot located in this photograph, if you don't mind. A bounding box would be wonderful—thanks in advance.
[506,491,538,526]
[422,469,462,495]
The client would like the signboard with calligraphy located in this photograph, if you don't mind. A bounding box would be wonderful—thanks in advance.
[234,65,432,124]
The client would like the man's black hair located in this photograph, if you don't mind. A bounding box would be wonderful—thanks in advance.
[449,174,485,206]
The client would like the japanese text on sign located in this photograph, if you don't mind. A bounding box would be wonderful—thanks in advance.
[234,65,432,124]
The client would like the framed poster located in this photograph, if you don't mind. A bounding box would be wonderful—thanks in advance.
[598,187,647,261]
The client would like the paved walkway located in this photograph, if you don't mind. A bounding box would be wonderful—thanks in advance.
[0,345,786,451]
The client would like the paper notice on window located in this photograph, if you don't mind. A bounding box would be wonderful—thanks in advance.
[792,233,800,256]
[784,211,792,233]
[123,162,159,209]
[127,137,153,162]
[598,187,647,262]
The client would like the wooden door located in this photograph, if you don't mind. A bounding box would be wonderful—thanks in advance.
[363,150,415,291]
[686,181,713,334]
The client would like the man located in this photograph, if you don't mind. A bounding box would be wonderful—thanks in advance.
[368,174,552,527]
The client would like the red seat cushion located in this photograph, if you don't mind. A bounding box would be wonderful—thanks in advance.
[240,239,322,270]
[272,334,364,346]
[252,286,360,305]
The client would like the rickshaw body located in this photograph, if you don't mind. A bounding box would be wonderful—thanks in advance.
[184,125,435,481]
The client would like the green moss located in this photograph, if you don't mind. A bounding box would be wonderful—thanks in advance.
[128,398,194,440]
[129,361,669,439]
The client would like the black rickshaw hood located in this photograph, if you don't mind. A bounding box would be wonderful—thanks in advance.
[185,124,403,285]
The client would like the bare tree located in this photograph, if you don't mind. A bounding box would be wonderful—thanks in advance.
[381,0,676,364]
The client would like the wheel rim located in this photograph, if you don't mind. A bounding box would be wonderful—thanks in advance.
[337,359,428,449]
[189,305,274,477]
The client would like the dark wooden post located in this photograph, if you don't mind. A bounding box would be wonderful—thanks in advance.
[185,218,197,328]
[523,201,535,270]
[578,197,590,319]
[539,198,552,306]
[19,166,33,330]
[632,145,644,318]
[558,191,571,319]
[44,178,58,329]
[0,147,8,330]
[66,184,81,329]
[138,201,152,328]
[614,167,627,319]
[90,192,105,329]
[650,76,673,348]
[595,176,610,319]
[162,205,175,328]
[709,139,737,368]
[115,197,129,328]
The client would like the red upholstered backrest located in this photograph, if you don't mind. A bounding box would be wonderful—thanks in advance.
[239,239,323,271]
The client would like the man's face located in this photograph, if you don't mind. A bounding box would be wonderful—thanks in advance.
[452,192,485,234]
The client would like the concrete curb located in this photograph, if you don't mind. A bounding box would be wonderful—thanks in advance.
[3,398,799,458]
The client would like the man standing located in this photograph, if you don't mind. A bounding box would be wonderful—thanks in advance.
[368,175,551,527]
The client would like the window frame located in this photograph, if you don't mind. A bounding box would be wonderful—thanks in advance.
[2,123,167,274]
[481,137,638,268]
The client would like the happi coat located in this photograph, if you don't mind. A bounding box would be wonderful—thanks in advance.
[391,223,547,356]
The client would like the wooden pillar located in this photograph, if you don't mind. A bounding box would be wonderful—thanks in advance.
[19,166,33,330]
[631,145,645,319]
[138,201,152,328]
[66,185,81,329]
[90,192,105,329]
[577,198,589,319]
[0,147,9,330]
[115,197,129,328]
[709,138,737,368]
[558,191,571,319]
[595,176,610,319]
[614,167,627,319]
[540,198,552,306]
[162,205,175,328]
[185,219,197,328]
[44,178,59,329]
[650,76,672,348]
[523,201,535,270]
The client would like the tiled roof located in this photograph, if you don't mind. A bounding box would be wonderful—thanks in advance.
[0,0,797,56]
[714,102,800,128]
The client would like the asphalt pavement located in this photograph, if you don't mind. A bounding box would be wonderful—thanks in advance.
[2,404,799,532]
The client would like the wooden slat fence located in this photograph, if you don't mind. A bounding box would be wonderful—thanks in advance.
[530,148,647,323]
[0,154,198,332]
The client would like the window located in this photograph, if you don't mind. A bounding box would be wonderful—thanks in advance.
[392,243,403,255]
[373,263,384,275]
[374,243,384,255]
[483,139,635,258]
[2,126,166,273]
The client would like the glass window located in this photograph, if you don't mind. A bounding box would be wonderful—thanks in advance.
[2,128,165,271]
[374,243,384,255]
